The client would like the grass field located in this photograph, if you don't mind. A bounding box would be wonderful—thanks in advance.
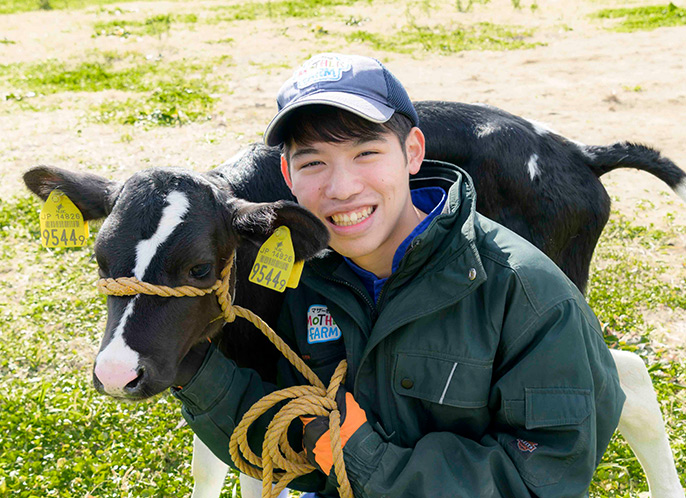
[1,0,685,496]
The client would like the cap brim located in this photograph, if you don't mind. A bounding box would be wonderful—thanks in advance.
[263,92,395,146]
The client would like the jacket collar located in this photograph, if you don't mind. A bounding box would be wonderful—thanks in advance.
[305,158,487,304]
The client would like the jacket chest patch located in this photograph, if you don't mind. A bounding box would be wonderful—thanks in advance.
[307,305,341,344]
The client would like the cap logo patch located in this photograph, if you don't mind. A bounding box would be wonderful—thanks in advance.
[307,304,341,344]
[295,55,352,90]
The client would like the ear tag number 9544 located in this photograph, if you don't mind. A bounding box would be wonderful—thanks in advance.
[249,226,302,292]
[39,190,89,248]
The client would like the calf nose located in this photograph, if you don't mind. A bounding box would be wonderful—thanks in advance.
[94,360,144,395]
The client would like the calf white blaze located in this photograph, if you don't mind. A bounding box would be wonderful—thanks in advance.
[94,297,140,395]
[94,191,190,394]
[134,190,190,280]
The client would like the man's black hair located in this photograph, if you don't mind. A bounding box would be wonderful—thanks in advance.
[281,105,414,166]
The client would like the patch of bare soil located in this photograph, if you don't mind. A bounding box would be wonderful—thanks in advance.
[1,0,685,343]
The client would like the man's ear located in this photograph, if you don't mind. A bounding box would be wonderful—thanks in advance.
[231,199,329,261]
[280,155,293,190]
[23,166,122,220]
[406,127,425,176]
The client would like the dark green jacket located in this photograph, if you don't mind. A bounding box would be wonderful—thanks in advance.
[174,161,625,497]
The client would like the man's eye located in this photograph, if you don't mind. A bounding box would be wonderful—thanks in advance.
[189,263,212,279]
[299,161,322,169]
[358,151,377,158]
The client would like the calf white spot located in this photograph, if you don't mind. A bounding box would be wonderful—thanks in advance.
[470,102,495,109]
[526,116,595,159]
[475,122,498,138]
[95,191,190,393]
[526,118,556,137]
[579,147,596,160]
[675,179,686,203]
[527,153,540,180]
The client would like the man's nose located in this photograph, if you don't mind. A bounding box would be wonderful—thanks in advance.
[324,164,363,200]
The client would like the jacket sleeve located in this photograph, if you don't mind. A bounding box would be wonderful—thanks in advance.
[171,326,327,491]
[171,344,277,464]
[339,299,625,498]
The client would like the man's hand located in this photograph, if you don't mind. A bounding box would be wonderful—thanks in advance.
[173,340,211,388]
[302,387,368,476]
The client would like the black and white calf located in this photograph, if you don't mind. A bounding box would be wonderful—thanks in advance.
[24,101,686,497]
[415,101,686,292]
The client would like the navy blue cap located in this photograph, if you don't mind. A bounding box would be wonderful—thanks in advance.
[264,53,419,146]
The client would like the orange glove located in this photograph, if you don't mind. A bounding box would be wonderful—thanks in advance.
[301,387,368,476]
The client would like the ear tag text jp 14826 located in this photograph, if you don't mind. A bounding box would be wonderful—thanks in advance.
[249,226,302,292]
[39,190,89,248]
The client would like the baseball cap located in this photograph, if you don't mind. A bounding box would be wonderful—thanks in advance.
[263,53,419,147]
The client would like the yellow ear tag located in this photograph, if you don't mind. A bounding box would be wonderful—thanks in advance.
[39,190,89,248]
[286,260,304,289]
[249,226,296,292]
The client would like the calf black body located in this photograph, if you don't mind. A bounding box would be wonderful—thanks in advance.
[24,100,685,399]
[218,101,686,293]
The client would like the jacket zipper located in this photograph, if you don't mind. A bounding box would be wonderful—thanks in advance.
[310,264,378,321]
[307,264,377,395]
[376,240,419,311]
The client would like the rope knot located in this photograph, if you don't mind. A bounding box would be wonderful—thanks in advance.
[231,360,352,498]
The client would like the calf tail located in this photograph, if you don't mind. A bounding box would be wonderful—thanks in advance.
[583,142,686,203]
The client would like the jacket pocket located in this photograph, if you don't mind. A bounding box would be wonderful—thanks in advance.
[504,387,593,488]
[525,387,591,429]
[393,352,492,408]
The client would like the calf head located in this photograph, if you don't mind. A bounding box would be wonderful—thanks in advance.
[24,165,329,400]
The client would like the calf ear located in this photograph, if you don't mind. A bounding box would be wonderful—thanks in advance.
[232,200,329,261]
[23,166,122,220]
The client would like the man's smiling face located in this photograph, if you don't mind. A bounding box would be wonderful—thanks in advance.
[283,127,425,277]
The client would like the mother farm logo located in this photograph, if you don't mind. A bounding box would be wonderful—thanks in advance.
[295,55,352,89]
[307,305,341,344]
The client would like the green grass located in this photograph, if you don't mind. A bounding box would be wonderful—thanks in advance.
[0,51,228,127]
[0,51,206,95]
[454,0,492,12]
[587,214,686,496]
[347,21,541,54]
[592,3,686,32]
[0,0,172,15]
[94,79,219,126]
[209,0,361,22]
[0,194,244,497]
[93,13,198,38]
[1,192,684,496]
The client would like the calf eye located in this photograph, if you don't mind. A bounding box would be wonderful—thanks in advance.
[189,263,212,279]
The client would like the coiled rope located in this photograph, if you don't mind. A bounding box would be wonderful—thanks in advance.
[97,253,353,498]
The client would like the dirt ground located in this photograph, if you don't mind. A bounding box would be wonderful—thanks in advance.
[1,0,685,341]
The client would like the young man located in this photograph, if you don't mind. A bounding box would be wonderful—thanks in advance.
[174,53,625,497]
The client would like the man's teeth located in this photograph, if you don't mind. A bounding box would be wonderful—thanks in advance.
[331,207,374,226]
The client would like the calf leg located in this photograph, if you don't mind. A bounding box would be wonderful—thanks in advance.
[611,350,684,498]
[239,473,291,498]
[191,434,290,498]
[191,434,228,498]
